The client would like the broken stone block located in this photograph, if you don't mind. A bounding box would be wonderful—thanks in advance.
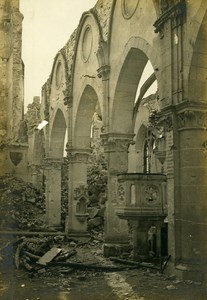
[97,207,105,218]
[166,274,176,281]
[166,285,177,290]
[103,244,123,257]
[26,198,36,204]
[37,268,46,274]
[37,247,62,266]
[88,207,99,219]
[88,217,103,228]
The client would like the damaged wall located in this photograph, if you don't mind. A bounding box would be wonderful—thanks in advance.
[6,0,207,282]
[0,0,27,178]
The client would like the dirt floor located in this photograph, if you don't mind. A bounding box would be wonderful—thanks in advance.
[0,232,206,300]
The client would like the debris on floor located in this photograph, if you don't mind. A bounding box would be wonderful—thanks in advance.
[0,175,46,231]
[38,247,62,265]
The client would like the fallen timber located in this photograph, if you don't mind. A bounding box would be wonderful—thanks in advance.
[46,261,137,272]
[109,257,160,271]
[0,230,65,236]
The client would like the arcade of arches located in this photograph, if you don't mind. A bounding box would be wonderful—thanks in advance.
[2,0,207,282]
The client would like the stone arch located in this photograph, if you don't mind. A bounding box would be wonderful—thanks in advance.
[69,11,103,99]
[111,37,159,133]
[73,84,99,149]
[50,51,69,91]
[73,10,103,60]
[44,107,67,227]
[49,108,67,158]
[108,0,160,46]
[186,0,207,43]
[67,84,100,235]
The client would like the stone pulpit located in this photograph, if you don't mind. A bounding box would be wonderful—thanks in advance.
[116,173,167,259]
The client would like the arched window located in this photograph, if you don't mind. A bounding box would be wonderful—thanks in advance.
[144,140,150,173]
[143,129,155,173]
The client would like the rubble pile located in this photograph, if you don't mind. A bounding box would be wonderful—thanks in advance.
[0,176,46,230]
[86,112,108,230]
[13,236,75,274]
[61,159,69,226]
[2,233,114,278]
[87,155,107,231]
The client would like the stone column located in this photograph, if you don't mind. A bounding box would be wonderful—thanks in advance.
[44,158,62,227]
[66,148,91,237]
[129,220,148,259]
[30,164,42,189]
[101,133,135,245]
[175,106,207,280]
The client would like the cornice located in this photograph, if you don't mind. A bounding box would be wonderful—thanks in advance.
[153,0,186,38]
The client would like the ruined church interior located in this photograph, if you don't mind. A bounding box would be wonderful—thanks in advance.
[0,0,207,298]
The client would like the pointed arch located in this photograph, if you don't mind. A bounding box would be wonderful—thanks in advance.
[111,37,159,133]
[50,108,67,158]
[73,85,99,149]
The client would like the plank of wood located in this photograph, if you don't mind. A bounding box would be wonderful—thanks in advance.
[46,261,137,271]
[37,247,62,265]
[109,257,160,270]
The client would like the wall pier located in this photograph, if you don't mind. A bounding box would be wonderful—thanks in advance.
[66,148,91,237]
[101,133,134,246]
[44,158,62,227]
[174,105,207,281]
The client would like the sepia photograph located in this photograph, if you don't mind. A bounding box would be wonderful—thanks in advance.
[0,0,207,299]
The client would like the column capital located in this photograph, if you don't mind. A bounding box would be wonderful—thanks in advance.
[44,157,63,169]
[149,110,173,132]
[173,101,207,131]
[101,132,135,153]
[68,148,92,163]
[177,110,207,131]
[96,39,110,80]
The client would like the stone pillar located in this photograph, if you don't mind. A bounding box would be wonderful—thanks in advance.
[129,220,148,259]
[102,133,134,244]
[66,148,91,237]
[30,164,42,189]
[175,106,207,280]
[44,158,62,227]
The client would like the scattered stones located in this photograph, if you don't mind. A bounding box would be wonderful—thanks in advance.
[88,207,99,219]
[69,241,77,247]
[165,274,176,281]
[0,175,46,231]
[193,281,202,286]
[76,275,87,281]
[88,217,103,228]
[166,285,177,290]
[37,268,46,274]
[185,280,193,285]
